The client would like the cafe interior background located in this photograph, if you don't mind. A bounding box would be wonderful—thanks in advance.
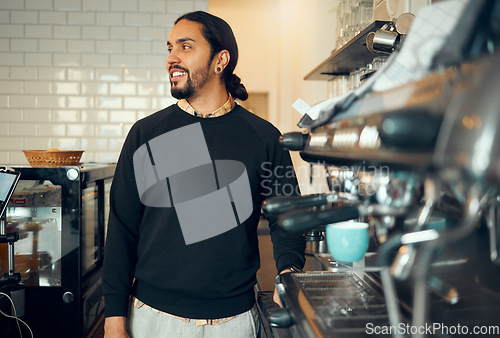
[2,0,500,337]
[0,0,337,194]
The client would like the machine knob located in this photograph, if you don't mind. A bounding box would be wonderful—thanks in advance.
[380,109,441,150]
[267,308,294,328]
[62,291,74,303]
[280,132,309,151]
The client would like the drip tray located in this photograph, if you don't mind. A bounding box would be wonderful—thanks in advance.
[281,271,398,337]
[280,263,500,337]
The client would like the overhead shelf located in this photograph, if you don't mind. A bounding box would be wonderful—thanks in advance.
[304,21,391,81]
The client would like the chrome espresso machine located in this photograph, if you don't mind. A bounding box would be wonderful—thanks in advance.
[262,0,500,337]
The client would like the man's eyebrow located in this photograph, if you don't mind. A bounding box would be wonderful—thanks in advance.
[167,37,195,46]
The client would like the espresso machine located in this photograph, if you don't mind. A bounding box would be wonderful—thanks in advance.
[262,0,500,336]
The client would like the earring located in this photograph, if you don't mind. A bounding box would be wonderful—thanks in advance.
[215,66,222,74]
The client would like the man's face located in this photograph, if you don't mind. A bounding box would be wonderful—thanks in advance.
[167,19,214,99]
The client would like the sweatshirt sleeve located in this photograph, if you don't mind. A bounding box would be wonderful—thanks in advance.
[102,125,144,318]
[261,131,306,273]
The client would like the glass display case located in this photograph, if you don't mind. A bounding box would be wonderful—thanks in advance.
[1,164,115,337]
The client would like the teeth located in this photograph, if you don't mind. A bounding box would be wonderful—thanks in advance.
[172,71,186,77]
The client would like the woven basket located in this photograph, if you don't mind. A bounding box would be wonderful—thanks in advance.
[23,150,84,167]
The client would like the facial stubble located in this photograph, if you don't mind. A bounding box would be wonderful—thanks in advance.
[170,61,212,100]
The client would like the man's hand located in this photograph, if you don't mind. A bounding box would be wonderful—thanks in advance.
[273,268,292,307]
[104,316,129,338]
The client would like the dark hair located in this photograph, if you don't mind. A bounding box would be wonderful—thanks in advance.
[175,11,248,101]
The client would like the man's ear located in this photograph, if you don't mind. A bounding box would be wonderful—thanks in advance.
[215,50,230,73]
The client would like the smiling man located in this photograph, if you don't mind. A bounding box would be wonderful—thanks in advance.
[168,19,226,106]
[102,11,305,338]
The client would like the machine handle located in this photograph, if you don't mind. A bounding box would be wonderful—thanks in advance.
[279,132,309,151]
[262,194,328,216]
[267,308,294,328]
[278,205,359,233]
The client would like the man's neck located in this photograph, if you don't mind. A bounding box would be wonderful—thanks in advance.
[186,83,229,114]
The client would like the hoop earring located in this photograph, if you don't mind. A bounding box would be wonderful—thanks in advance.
[215,66,222,74]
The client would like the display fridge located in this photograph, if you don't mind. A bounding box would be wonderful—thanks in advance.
[1,164,115,337]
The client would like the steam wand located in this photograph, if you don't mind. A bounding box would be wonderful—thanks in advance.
[411,184,489,338]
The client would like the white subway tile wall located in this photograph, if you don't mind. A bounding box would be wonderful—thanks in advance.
[0,0,208,165]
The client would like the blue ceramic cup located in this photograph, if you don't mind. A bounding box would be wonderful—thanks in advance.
[326,221,369,262]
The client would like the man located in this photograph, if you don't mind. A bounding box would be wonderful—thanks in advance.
[103,11,305,337]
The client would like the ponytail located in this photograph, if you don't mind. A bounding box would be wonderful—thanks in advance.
[227,74,248,101]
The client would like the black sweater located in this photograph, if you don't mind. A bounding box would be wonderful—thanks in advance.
[102,104,305,319]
